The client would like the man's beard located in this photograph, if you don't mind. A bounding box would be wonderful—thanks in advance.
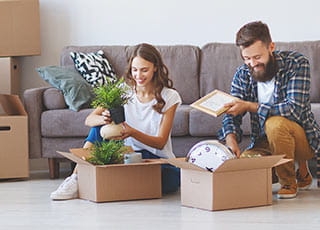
[249,54,278,82]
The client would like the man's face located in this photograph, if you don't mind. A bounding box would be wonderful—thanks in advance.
[241,40,276,82]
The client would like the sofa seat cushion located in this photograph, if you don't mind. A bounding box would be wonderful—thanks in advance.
[41,109,93,137]
[189,108,251,136]
[172,104,191,136]
[42,105,191,138]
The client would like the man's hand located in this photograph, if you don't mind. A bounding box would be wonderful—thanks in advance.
[224,99,258,116]
[225,133,241,157]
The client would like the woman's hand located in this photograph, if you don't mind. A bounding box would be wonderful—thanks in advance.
[119,122,135,139]
[101,109,112,124]
[85,107,112,127]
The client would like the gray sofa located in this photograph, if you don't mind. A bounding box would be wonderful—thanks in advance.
[24,41,320,179]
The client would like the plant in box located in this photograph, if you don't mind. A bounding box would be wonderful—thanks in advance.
[87,140,126,165]
[91,78,131,139]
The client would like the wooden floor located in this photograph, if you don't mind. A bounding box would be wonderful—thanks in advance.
[0,171,320,230]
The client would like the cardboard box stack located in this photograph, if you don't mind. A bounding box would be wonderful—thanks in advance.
[0,0,40,179]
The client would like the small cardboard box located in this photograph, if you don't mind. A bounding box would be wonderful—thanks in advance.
[167,155,290,211]
[58,148,163,203]
[0,0,40,56]
[0,94,29,179]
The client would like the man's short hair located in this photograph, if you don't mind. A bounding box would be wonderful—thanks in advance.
[236,21,272,48]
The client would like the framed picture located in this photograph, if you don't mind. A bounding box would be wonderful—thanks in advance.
[190,90,238,117]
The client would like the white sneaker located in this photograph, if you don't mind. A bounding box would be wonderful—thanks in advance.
[50,174,78,200]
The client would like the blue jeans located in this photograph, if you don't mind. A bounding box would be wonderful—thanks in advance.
[85,126,180,194]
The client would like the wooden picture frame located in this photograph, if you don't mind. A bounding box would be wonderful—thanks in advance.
[190,90,238,117]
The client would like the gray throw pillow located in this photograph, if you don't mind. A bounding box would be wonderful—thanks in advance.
[36,66,94,111]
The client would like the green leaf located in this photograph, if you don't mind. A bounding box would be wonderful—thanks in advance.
[88,140,126,165]
[91,78,131,109]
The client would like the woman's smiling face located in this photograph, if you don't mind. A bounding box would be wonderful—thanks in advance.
[131,56,156,87]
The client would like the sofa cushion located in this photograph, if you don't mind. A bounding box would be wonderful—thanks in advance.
[61,46,129,77]
[200,43,243,97]
[41,109,93,137]
[276,41,320,102]
[172,104,191,136]
[311,103,320,125]
[189,109,251,136]
[62,45,201,104]
[70,50,117,87]
[200,41,320,103]
[43,87,67,110]
[155,46,200,104]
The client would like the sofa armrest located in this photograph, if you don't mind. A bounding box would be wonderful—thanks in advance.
[23,87,50,158]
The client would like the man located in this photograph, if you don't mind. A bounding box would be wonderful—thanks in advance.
[218,21,320,199]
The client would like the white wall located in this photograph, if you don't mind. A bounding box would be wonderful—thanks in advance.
[20,0,320,93]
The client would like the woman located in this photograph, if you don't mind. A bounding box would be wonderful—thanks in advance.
[51,43,182,200]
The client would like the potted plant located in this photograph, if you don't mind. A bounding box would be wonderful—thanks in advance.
[91,78,131,139]
[87,140,126,165]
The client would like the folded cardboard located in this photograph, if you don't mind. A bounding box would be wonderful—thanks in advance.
[0,0,40,56]
[0,57,20,94]
[167,155,291,211]
[0,94,29,179]
[58,148,163,203]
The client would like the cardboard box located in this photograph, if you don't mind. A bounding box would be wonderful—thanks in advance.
[58,148,163,203]
[0,57,20,94]
[167,156,290,211]
[0,0,40,56]
[0,94,29,179]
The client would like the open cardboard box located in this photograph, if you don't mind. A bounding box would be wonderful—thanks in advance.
[0,94,29,179]
[57,148,163,203]
[167,155,291,211]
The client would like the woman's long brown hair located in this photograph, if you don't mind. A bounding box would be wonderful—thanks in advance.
[124,43,174,114]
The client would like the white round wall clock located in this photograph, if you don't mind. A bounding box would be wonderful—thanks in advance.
[187,140,236,171]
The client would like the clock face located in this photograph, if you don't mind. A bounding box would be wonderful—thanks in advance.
[187,140,235,171]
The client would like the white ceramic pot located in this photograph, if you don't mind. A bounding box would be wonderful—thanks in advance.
[100,122,123,139]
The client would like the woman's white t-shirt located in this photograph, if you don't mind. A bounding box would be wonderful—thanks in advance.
[124,87,182,159]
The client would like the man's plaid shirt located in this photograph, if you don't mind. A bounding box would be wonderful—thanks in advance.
[218,51,320,158]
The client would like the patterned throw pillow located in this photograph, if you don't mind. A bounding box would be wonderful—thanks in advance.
[70,50,117,87]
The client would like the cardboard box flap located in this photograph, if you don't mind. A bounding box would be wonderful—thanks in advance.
[62,148,165,168]
[69,148,92,160]
[274,158,292,167]
[214,155,285,173]
[57,150,92,166]
[166,158,207,172]
[0,94,27,115]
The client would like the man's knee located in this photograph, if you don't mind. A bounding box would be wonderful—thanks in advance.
[265,116,291,134]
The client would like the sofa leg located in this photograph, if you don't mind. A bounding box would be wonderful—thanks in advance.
[48,158,60,179]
